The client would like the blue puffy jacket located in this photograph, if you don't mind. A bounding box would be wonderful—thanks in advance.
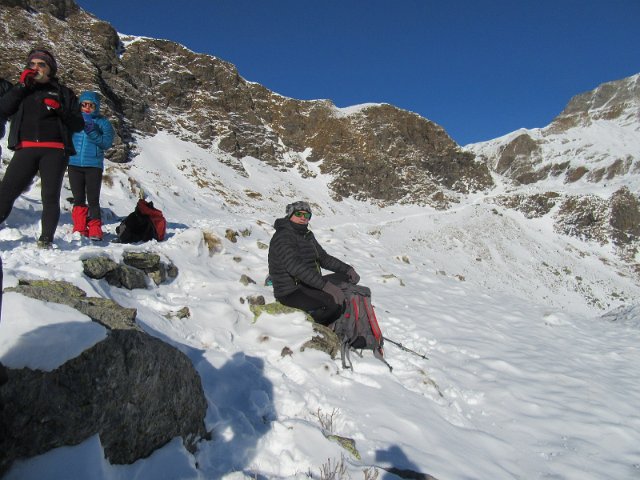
[69,91,114,169]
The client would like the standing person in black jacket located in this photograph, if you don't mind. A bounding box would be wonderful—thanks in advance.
[268,200,361,326]
[0,77,13,155]
[0,78,12,313]
[0,48,83,248]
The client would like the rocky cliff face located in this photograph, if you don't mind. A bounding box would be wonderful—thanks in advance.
[0,0,492,207]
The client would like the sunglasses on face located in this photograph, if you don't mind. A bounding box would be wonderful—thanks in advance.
[81,102,96,109]
[293,211,312,219]
[28,61,48,68]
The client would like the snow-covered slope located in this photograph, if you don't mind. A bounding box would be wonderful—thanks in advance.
[1,131,639,479]
[467,73,640,196]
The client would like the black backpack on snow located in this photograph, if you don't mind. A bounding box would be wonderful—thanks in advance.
[333,284,392,371]
[116,199,167,244]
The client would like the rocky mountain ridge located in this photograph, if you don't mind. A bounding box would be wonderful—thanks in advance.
[0,0,492,209]
[0,0,638,266]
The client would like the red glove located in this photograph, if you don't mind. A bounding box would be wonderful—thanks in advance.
[20,69,37,88]
[43,98,61,110]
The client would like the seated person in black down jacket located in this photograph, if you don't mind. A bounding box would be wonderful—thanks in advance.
[268,200,360,326]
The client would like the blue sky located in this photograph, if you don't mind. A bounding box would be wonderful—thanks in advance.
[74,0,640,146]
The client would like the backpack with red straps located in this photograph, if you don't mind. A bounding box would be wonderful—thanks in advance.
[333,284,392,371]
[116,199,167,243]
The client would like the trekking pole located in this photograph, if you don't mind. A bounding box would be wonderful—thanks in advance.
[383,336,429,360]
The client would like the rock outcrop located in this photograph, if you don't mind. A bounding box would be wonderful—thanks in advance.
[0,280,208,475]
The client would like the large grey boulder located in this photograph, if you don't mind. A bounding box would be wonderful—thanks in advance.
[0,330,208,474]
[0,280,208,475]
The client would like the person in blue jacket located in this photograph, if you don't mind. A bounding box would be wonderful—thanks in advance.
[68,91,114,240]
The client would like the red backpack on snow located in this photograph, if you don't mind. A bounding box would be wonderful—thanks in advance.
[116,199,167,243]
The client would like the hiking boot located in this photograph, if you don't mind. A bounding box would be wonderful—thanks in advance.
[87,218,103,241]
[37,236,53,249]
[72,205,89,236]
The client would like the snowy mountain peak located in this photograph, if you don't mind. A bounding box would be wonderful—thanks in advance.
[552,73,640,130]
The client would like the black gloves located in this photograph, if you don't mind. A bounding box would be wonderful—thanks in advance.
[322,281,345,306]
[346,266,360,284]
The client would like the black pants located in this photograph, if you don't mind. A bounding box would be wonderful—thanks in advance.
[0,148,68,241]
[68,165,103,220]
[277,273,348,326]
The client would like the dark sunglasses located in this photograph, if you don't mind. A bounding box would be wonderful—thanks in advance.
[81,102,96,108]
[293,211,312,219]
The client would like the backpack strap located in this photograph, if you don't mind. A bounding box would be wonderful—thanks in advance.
[340,339,353,370]
[338,300,356,370]
[363,297,393,372]
[363,297,383,345]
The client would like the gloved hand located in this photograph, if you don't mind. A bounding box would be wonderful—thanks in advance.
[20,69,37,88]
[322,281,345,306]
[346,266,360,284]
[82,112,95,133]
[43,98,61,111]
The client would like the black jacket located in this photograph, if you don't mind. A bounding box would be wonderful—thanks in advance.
[0,78,83,156]
[268,217,351,298]
[0,78,13,139]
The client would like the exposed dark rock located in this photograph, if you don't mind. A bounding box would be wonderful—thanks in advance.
[494,133,541,184]
[105,263,148,290]
[566,166,589,183]
[0,0,79,20]
[324,433,360,460]
[83,253,177,288]
[82,255,119,278]
[609,187,640,258]
[75,297,138,330]
[5,279,137,329]
[250,303,339,357]
[147,263,167,286]
[0,278,208,474]
[301,323,341,360]
[554,195,609,243]
[225,229,239,243]
[240,274,256,286]
[550,74,640,131]
[494,192,561,218]
[247,295,265,306]
[165,306,191,320]
[122,251,161,270]
[121,252,177,286]
[0,330,207,474]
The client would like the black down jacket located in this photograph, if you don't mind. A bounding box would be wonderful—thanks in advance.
[0,78,83,156]
[268,217,351,298]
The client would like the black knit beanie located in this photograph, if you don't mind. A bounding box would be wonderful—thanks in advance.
[26,48,57,76]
